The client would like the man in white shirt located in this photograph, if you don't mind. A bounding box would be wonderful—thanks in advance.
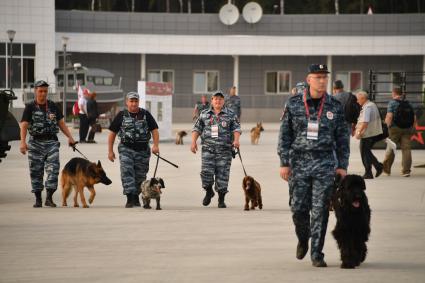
[78,89,89,143]
[355,90,384,179]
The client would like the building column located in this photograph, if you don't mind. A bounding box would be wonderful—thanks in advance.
[327,55,333,94]
[141,54,146,81]
[233,55,239,95]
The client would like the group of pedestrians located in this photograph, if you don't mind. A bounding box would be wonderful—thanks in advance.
[18,63,418,269]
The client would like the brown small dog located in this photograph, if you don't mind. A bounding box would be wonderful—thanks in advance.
[250,122,264,145]
[61,158,112,208]
[242,176,263,211]
[175,130,187,145]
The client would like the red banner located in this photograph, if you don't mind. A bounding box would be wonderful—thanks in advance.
[146,82,173,96]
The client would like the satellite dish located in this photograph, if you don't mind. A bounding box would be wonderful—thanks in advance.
[219,3,239,26]
[242,2,263,24]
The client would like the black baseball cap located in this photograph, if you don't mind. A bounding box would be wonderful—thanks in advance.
[212,91,224,98]
[308,64,330,74]
[34,80,49,88]
[333,80,344,89]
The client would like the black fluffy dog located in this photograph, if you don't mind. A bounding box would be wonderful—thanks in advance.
[332,174,371,269]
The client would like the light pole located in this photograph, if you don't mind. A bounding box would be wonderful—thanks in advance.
[7,30,16,108]
[62,36,69,120]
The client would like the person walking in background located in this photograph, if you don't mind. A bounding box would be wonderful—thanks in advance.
[78,89,90,143]
[87,91,100,143]
[193,94,210,121]
[333,80,360,138]
[355,90,384,179]
[225,86,241,120]
[382,88,417,177]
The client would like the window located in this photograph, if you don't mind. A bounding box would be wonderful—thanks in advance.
[193,71,219,94]
[265,71,291,94]
[147,70,174,87]
[94,77,103,85]
[76,73,85,85]
[157,102,163,122]
[103,77,113,86]
[67,74,74,87]
[335,71,362,92]
[145,101,151,112]
[0,42,36,89]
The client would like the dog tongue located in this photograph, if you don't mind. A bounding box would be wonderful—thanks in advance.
[352,201,360,208]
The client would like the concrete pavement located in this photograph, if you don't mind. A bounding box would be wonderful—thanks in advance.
[0,123,424,283]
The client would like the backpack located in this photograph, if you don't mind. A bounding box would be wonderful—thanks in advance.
[344,93,361,124]
[72,101,80,116]
[393,100,414,129]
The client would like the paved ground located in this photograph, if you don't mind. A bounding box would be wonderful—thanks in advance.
[1,123,425,283]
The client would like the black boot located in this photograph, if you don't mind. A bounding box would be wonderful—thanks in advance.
[218,192,227,208]
[125,194,134,208]
[134,194,141,207]
[296,240,309,260]
[45,190,57,207]
[33,191,42,208]
[202,186,215,206]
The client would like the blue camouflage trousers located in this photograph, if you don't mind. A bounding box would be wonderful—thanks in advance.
[288,151,335,261]
[118,144,150,195]
[200,146,232,193]
[27,139,60,193]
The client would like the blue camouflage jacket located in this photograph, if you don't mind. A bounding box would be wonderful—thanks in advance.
[193,106,241,150]
[278,90,349,170]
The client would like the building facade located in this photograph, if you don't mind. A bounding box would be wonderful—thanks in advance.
[2,0,425,122]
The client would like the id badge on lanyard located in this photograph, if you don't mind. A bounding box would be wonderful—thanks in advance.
[307,120,319,140]
[210,115,219,138]
[304,93,325,141]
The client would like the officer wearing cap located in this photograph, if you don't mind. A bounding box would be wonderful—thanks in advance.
[108,91,159,208]
[20,80,76,207]
[191,91,241,208]
[278,64,349,267]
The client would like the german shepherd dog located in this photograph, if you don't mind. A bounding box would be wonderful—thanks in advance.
[250,122,264,145]
[61,158,112,208]
[332,174,371,268]
[139,177,165,210]
[242,176,263,211]
[175,130,187,145]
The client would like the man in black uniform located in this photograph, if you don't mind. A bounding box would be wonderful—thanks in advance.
[108,92,160,208]
[20,80,76,207]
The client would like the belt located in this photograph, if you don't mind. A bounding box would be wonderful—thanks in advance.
[32,134,57,141]
[122,142,148,151]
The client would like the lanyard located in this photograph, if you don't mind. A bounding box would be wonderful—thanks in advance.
[303,92,325,121]
[209,113,221,125]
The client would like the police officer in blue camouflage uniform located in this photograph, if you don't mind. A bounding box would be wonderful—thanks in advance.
[225,86,241,119]
[108,92,159,208]
[191,91,241,208]
[20,80,76,207]
[278,64,349,267]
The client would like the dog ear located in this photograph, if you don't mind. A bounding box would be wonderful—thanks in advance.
[88,164,98,178]
[97,160,102,167]
[159,178,165,189]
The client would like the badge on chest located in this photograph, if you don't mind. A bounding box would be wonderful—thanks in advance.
[211,125,219,138]
[307,120,319,140]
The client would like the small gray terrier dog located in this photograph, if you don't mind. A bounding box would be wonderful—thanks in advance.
[139,177,165,210]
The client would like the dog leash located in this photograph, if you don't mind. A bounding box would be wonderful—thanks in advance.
[153,153,160,178]
[153,153,179,168]
[235,148,248,177]
[70,142,89,160]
